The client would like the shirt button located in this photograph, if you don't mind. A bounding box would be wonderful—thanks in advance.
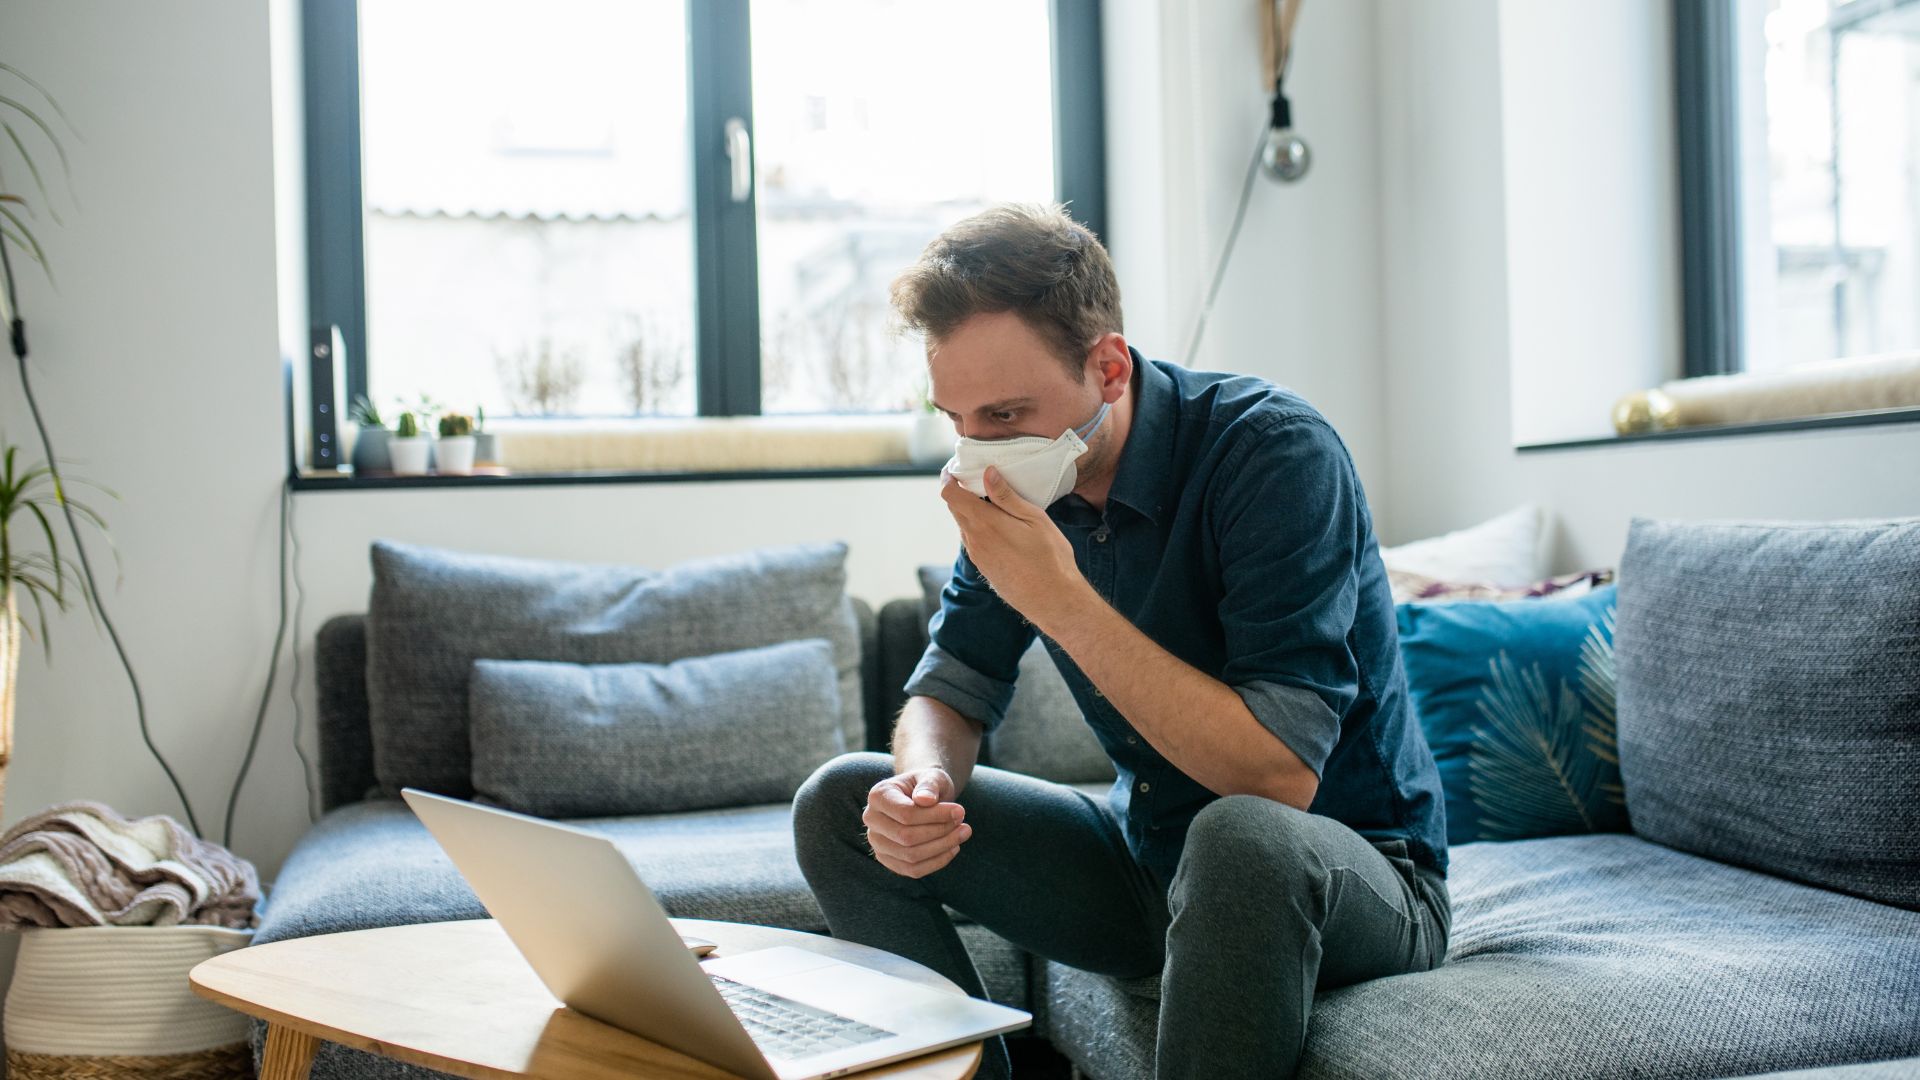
[1137,781,1151,794]
[1125,735,1138,745]
[1093,529,1110,544]
[1092,687,1105,698]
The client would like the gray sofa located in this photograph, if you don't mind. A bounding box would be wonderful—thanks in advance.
[255,519,1920,1079]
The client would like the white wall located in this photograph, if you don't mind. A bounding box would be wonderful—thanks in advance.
[1377,0,1920,572]
[1499,0,1682,445]
[1103,0,1390,533]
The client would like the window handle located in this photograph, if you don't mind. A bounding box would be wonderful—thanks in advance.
[724,117,752,203]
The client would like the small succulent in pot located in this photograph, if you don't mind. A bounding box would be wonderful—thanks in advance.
[435,413,477,475]
[907,376,954,467]
[470,404,502,468]
[347,394,392,474]
[389,411,431,475]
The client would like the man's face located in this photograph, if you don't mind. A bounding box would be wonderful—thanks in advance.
[926,310,1101,443]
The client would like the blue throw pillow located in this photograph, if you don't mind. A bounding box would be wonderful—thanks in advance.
[1395,583,1626,845]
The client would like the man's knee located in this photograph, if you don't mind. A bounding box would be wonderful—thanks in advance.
[1171,794,1320,902]
[792,751,892,851]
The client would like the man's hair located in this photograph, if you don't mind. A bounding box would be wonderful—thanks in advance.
[890,202,1123,381]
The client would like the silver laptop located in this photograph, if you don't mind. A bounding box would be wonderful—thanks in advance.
[401,788,1030,1080]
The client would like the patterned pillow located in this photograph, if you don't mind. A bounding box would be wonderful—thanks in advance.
[1388,566,1615,605]
[1395,583,1627,844]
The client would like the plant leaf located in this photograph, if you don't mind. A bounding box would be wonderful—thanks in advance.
[0,93,79,212]
[0,62,83,141]
[0,200,52,285]
[3,122,62,227]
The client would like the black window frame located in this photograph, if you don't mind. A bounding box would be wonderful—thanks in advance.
[303,0,1107,421]
[1672,0,1745,380]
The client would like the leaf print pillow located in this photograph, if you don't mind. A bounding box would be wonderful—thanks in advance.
[1394,583,1628,845]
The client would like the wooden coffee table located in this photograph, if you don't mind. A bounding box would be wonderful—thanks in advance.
[188,917,983,1079]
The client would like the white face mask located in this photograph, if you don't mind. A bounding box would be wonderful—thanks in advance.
[944,400,1112,506]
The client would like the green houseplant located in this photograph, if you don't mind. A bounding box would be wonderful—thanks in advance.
[435,412,475,475]
[0,444,117,821]
[907,376,954,467]
[471,404,501,468]
[390,411,430,475]
[348,394,391,474]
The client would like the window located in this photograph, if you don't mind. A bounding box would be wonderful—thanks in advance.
[305,0,1105,432]
[1678,0,1920,378]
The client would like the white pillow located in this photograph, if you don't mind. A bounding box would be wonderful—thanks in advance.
[1379,504,1551,586]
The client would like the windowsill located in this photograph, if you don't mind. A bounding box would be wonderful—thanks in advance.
[291,462,942,491]
[1515,404,1920,452]
[293,413,953,490]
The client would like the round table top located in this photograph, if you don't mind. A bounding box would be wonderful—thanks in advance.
[189,917,982,1079]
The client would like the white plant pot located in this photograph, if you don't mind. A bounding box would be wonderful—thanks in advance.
[908,412,955,467]
[389,435,432,475]
[436,434,476,475]
[3,924,255,1059]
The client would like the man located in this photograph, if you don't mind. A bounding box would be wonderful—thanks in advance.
[792,203,1450,1080]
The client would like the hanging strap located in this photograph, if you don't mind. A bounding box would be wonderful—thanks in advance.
[1261,0,1304,95]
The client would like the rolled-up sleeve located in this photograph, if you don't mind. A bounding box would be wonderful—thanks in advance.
[1211,415,1363,779]
[902,546,1037,733]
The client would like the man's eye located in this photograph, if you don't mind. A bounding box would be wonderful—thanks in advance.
[992,411,1017,423]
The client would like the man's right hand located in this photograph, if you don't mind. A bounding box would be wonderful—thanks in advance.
[862,766,973,879]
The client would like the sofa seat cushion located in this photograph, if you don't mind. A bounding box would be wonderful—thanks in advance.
[1038,832,1920,1080]
[258,798,830,946]
[257,799,1034,1012]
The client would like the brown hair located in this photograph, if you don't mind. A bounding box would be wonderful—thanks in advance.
[889,202,1123,381]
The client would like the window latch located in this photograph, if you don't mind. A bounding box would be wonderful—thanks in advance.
[724,117,753,203]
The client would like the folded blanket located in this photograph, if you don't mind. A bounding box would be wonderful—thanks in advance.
[0,801,259,930]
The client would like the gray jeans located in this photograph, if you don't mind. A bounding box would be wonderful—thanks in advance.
[791,752,1451,1080]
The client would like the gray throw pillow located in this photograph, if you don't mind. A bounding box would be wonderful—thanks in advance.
[917,564,1116,786]
[468,639,846,818]
[366,539,860,799]
[1615,515,1920,911]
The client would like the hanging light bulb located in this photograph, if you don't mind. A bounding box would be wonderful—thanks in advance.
[1261,87,1311,183]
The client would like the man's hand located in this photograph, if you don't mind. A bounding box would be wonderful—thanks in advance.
[862,766,972,879]
[940,465,1090,630]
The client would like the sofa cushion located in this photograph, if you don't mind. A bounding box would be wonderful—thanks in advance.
[1038,832,1920,1079]
[917,563,1116,785]
[365,539,861,799]
[1396,583,1627,844]
[256,798,828,944]
[469,639,846,818]
[1615,516,1920,910]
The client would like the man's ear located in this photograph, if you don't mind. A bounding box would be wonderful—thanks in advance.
[1085,333,1132,403]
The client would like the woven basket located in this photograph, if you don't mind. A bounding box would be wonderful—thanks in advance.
[5,1043,251,1080]
[2,925,256,1078]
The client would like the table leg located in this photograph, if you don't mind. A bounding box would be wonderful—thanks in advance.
[260,1023,321,1080]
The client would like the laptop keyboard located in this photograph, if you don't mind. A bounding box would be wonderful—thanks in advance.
[711,974,896,1060]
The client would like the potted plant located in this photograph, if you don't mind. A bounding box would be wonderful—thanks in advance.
[389,411,431,475]
[348,394,391,474]
[436,412,476,475]
[401,392,444,471]
[0,444,118,821]
[907,379,954,466]
[472,404,501,468]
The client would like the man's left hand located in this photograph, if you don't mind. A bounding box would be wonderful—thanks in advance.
[940,465,1091,629]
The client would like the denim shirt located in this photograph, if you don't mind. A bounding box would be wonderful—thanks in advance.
[904,351,1449,892]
